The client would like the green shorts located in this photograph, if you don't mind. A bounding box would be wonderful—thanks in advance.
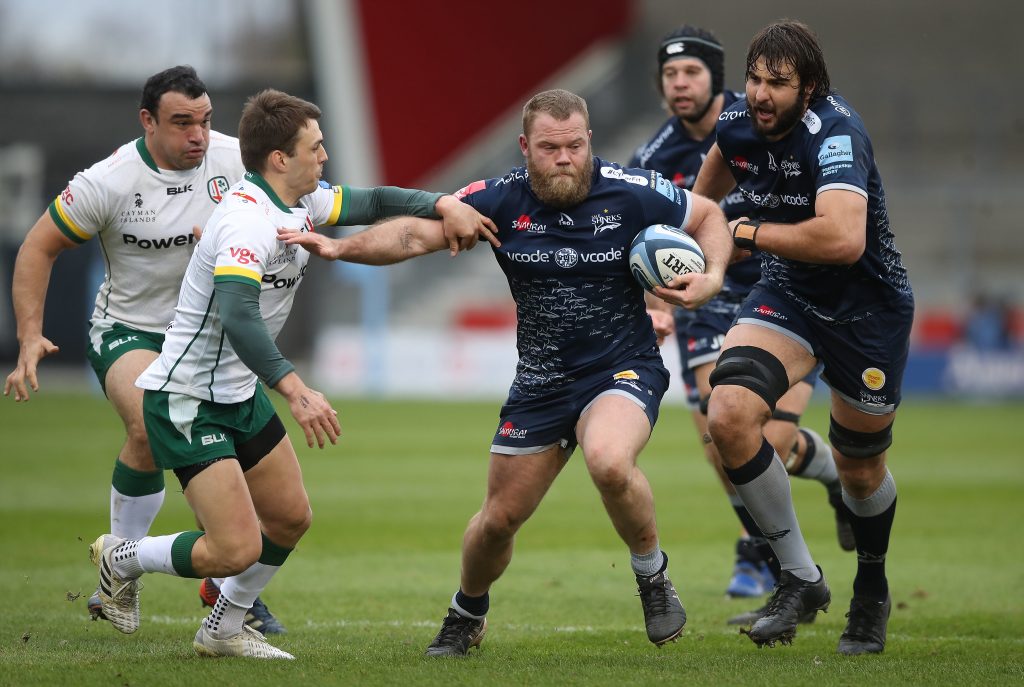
[86,322,165,394]
[141,384,277,470]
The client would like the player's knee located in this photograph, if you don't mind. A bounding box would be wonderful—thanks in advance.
[706,385,767,451]
[479,503,526,541]
[828,415,893,460]
[587,452,632,495]
[709,346,790,413]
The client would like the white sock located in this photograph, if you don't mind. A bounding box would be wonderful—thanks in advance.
[110,487,165,539]
[843,469,897,517]
[732,451,819,581]
[111,533,187,578]
[208,563,282,637]
[203,594,250,639]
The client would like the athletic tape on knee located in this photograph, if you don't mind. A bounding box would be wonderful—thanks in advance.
[828,415,893,459]
[709,346,789,412]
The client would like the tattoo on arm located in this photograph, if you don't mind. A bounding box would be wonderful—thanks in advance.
[399,227,413,253]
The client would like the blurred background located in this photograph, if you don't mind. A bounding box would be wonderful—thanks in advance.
[1,0,1021,399]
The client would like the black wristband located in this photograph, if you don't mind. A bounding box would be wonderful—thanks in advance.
[732,219,761,250]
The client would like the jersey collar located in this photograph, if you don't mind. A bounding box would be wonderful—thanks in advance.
[135,137,159,173]
[244,171,292,213]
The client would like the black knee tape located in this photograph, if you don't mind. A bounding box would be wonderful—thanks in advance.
[698,395,710,416]
[708,346,790,412]
[828,415,893,458]
[771,409,801,424]
[236,414,287,472]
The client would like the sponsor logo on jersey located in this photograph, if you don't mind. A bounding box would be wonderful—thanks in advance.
[166,184,193,196]
[123,232,197,249]
[262,264,307,290]
[753,304,787,321]
[229,247,260,265]
[730,157,759,174]
[119,207,158,224]
[780,159,802,178]
[207,176,230,203]
[861,367,886,390]
[613,370,639,380]
[780,193,810,206]
[134,193,144,208]
[767,151,779,172]
[818,135,854,165]
[600,166,648,186]
[507,250,549,263]
[718,109,748,121]
[498,421,528,439]
[512,215,547,233]
[454,179,486,199]
[592,211,622,236]
[802,110,822,134]
[558,212,574,227]
[231,191,258,204]
[739,188,780,208]
[653,172,682,203]
[827,95,851,117]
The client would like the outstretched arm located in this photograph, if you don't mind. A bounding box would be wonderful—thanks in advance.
[279,216,452,265]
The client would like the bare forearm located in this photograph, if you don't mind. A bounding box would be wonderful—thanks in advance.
[11,243,58,341]
[335,217,445,265]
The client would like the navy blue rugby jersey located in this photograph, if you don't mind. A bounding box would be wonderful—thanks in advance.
[715,92,911,324]
[630,90,759,309]
[454,157,691,396]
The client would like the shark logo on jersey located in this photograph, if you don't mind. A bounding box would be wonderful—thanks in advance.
[592,212,622,236]
[780,160,802,178]
[558,212,574,227]
[207,176,229,203]
[767,152,778,172]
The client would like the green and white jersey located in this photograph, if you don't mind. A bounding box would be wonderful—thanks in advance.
[48,132,245,335]
[136,171,345,403]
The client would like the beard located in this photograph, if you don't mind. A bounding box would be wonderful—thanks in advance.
[527,154,594,209]
[676,90,714,124]
[746,96,805,139]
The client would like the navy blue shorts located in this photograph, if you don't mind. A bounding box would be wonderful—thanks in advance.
[684,297,819,389]
[491,357,670,456]
[673,309,699,407]
[736,283,913,414]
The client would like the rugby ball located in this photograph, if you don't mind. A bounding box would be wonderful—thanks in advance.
[629,224,705,292]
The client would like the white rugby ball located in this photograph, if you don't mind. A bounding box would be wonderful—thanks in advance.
[628,224,705,292]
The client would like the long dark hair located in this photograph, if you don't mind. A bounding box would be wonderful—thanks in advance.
[746,21,830,99]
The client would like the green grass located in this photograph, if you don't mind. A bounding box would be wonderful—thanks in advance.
[2,394,1023,686]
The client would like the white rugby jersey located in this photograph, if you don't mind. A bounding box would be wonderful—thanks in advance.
[137,171,345,403]
[48,132,246,333]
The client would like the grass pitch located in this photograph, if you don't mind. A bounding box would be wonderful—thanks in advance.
[1,392,1022,686]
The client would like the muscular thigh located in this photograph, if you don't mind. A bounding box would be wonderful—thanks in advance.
[245,433,308,524]
[483,446,566,519]
[576,392,655,466]
[105,348,159,434]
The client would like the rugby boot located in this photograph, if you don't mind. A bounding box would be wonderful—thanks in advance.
[745,567,830,647]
